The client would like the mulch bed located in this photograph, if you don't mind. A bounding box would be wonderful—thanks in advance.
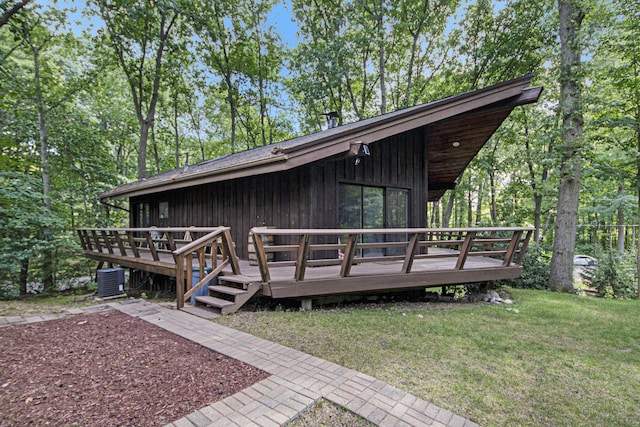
[0,310,269,426]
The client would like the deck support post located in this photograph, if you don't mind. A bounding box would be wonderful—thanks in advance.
[301,298,312,310]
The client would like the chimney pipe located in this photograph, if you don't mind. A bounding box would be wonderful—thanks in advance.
[322,111,339,129]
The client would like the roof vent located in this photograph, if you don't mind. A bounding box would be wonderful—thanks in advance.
[322,111,339,129]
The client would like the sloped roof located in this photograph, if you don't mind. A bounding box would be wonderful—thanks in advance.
[100,74,542,202]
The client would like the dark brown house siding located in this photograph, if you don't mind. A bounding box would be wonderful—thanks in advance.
[131,127,428,259]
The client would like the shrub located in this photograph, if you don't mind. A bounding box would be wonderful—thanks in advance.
[502,243,550,290]
[589,250,637,299]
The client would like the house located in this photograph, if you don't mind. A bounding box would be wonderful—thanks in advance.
[83,74,541,313]
[100,74,541,259]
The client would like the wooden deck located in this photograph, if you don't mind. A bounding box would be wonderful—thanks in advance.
[234,251,522,298]
[248,227,532,299]
[78,226,533,312]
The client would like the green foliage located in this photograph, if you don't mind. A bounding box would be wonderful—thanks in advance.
[589,250,637,299]
[0,172,60,287]
[501,243,551,290]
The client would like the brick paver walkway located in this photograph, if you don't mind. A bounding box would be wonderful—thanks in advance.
[1,300,479,427]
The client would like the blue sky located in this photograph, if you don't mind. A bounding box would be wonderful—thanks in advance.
[40,0,301,47]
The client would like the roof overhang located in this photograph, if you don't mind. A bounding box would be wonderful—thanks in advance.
[100,74,542,202]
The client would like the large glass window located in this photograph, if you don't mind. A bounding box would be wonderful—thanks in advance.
[339,184,409,256]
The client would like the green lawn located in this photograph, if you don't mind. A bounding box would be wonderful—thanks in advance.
[0,293,98,316]
[216,289,640,426]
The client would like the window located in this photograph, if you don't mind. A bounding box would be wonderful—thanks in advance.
[159,201,169,220]
[137,202,150,227]
[338,184,409,256]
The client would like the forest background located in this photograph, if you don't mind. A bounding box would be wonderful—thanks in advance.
[0,0,638,299]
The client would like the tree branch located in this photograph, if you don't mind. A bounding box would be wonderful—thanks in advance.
[0,0,32,28]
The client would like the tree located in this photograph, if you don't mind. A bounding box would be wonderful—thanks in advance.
[549,0,585,293]
[9,7,71,290]
[91,0,179,179]
[0,4,109,291]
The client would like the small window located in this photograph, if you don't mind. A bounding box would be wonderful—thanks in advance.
[159,201,169,220]
[137,202,150,227]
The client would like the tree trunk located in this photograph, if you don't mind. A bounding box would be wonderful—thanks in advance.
[174,93,180,168]
[33,47,54,291]
[467,176,473,226]
[138,120,150,179]
[19,258,29,295]
[489,170,497,225]
[533,194,543,243]
[549,0,584,293]
[617,185,625,253]
[475,180,483,225]
[152,125,161,174]
[443,188,455,228]
[377,0,386,115]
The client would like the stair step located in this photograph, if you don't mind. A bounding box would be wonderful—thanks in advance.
[219,274,259,285]
[209,285,247,296]
[180,305,221,319]
[194,295,235,309]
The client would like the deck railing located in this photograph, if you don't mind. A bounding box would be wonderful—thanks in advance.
[174,227,241,308]
[249,227,534,283]
[77,226,241,309]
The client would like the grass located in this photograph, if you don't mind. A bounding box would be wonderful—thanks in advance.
[216,289,640,426]
[0,293,102,317]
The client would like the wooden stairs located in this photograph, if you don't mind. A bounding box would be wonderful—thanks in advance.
[192,273,261,315]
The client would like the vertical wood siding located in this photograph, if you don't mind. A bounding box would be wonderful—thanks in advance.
[131,127,430,259]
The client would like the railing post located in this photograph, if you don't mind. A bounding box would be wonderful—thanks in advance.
[402,233,419,274]
[186,252,193,303]
[251,230,271,282]
[126,231,140,258]
[295,234,311,281]
[100,230,114,254]
[340,233,358,277]
[77,229,85,250]
[144,231,160,261]
[112,230,126,256]
[165,232,178,263]
[502,230,523,267]
[513,229,532,265]
[455,231,476,270]
[176,253,185,309]
[91,230,102,252]
[222,228,241,274]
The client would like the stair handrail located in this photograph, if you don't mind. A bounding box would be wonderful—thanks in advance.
[174,226,241,309]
